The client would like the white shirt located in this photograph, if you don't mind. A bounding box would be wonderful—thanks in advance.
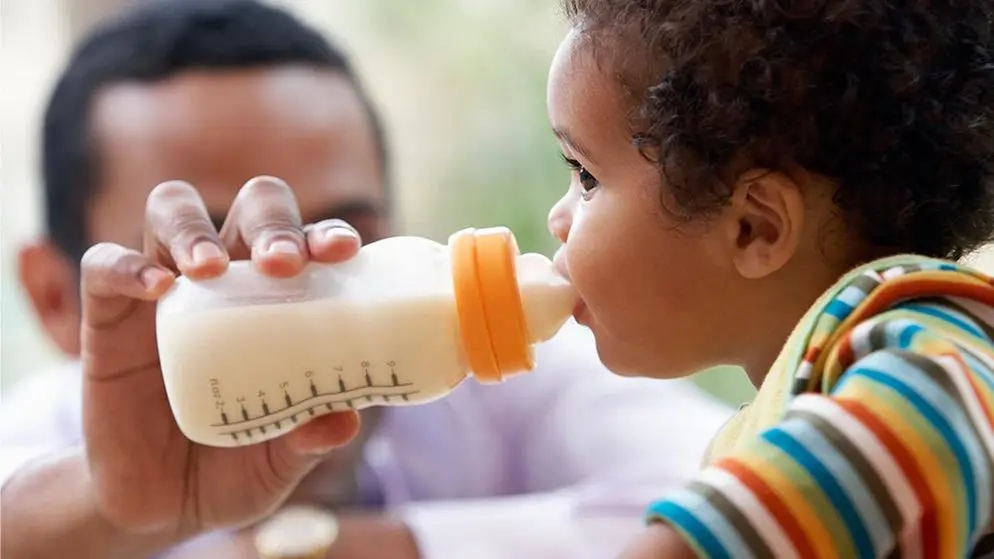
[0,321,732,558]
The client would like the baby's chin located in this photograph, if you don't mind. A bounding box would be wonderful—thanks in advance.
[588,326,699,380]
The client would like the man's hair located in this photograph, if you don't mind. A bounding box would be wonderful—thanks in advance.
[43,0,388,263]
[564,0,994,259]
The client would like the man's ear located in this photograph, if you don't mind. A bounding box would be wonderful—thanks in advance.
[724,168,805,279]
[18,239,82,356]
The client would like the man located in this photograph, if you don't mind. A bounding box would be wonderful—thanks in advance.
[0,1,732,557]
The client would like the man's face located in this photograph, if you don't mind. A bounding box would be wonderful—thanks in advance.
[20,65,387,355]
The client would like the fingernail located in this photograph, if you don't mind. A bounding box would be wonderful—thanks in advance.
[191,242,225,264]
[141,267,173,290]
[322,227,359,243]
[265,239,301,256]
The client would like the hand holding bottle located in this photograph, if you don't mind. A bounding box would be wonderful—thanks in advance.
[79,176,361,545]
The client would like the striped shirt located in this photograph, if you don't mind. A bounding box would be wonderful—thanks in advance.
[647,255,994,558]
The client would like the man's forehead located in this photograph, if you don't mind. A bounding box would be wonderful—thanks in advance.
[91,66,370,150]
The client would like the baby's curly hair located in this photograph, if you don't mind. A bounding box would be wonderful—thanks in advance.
[564,0,994,259]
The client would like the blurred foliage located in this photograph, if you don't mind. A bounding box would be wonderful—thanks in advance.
[349,0,569,255]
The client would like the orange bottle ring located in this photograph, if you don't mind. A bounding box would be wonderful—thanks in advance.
[474,227,533,375]
[450,227,533,383]
[450,229,501,382]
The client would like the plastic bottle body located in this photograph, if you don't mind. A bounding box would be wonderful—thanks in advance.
[156,230,576,447]
[157,237,469,446]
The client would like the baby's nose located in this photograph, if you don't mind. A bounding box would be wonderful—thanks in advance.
[547,191,575,244]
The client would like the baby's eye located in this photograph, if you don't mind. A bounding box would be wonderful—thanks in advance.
[576,168,599,198]
[560,153,600,200]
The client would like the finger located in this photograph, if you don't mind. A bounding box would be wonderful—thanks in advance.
[258,412,361,496]
[303,219,362,264]
[80,242,175,328]
[282,411,361,457]
[144,180,228,279]
[219,176,307,277]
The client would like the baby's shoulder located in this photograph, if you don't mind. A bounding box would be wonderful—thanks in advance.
[793,254,994,395]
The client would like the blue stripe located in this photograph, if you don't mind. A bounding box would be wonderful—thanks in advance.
[894,322,924,349]
[826,299,855,320]
[647,500,732,559]
[761,428,875,558]
[897,303,988,341]
[857,366,979,536]
[860,351,991,538]
[779,419,894,554]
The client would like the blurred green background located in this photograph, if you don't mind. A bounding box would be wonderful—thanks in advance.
[1,0,756,405]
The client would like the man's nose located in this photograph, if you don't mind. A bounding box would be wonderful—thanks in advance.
[547,190,576,244]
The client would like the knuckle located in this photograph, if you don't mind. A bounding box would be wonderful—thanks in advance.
[233,177,304,243]
[247,222,304,246]
[147,180,199,206]
[80,242,120,270]
[239,175,293,199]
[80,243,146,277]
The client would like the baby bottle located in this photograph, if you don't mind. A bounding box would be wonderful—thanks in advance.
[155,227,577,447]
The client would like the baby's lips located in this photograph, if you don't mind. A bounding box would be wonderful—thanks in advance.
[552,246,571,283]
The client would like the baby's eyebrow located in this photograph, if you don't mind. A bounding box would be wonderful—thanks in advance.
[553,127,598,165]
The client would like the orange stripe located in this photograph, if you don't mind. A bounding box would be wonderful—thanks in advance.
[716,458,817,558]
[835,330,855,370]
[726,450,841,558]
[858,276,994,321]
[838,398,938,557]
[957,354,994,428]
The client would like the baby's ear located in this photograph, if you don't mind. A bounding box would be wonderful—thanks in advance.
[725,168,805,279]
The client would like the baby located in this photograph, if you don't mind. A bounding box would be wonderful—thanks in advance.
[49,0,993,557]
[545,0,994,557]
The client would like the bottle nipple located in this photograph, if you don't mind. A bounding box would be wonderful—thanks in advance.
[450,227,576,383]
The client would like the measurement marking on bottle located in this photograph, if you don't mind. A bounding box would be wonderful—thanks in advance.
[217,384,418,428]
[213,365,419,436]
